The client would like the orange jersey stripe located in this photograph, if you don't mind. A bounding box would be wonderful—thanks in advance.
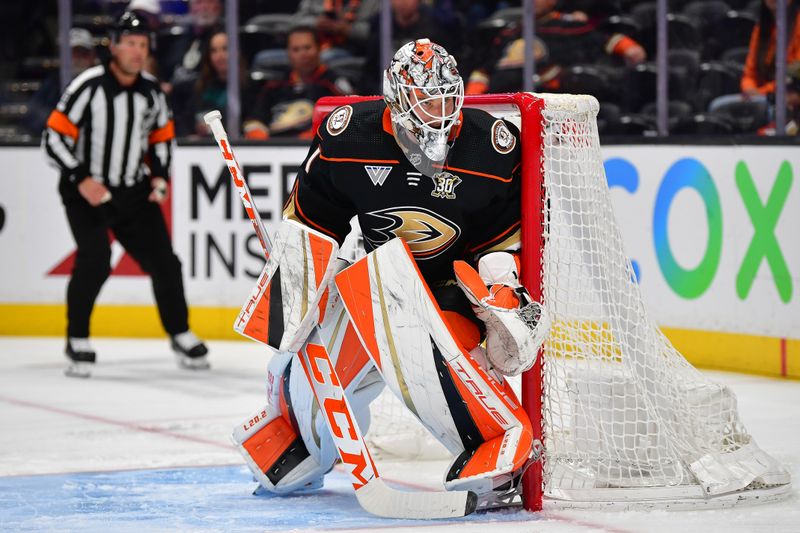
[319,154,401,165]
[448,111,464,141]
[46,110,79,140]
[148,120,175,144]
[291,192,340,240]
[435,163,512,183]
[382,107,393,135]
[468,221,521,253]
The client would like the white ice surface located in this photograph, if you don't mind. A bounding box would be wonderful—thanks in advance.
[0,336,797,532]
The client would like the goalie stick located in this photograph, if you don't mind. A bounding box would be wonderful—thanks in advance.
[203,110,477,519]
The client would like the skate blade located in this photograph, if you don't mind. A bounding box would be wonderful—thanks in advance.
[65,362,93,378]
[176,354,210,370]
[475,489,523,511]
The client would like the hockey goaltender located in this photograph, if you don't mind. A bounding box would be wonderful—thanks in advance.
[228,39,550,518]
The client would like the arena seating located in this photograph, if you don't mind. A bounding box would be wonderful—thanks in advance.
[6,0,788,139]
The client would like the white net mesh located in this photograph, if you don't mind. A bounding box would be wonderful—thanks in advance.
[536,93,788,502]
[359,93,790,503]
[366,385,451,460]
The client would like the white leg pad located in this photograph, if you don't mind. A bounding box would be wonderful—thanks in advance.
[233,352,385,495]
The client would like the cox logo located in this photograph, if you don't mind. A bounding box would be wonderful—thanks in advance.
[604,157,793,302]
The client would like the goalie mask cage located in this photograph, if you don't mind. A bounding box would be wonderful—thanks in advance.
[311,94,791,511]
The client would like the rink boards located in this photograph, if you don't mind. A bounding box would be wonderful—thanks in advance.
[0,143,798,378]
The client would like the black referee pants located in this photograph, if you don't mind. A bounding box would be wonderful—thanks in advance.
[60,179,189,338]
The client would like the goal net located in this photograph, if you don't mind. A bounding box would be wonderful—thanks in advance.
[312,93,791,510]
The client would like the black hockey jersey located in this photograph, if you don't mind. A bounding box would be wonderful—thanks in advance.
[284,99,522,284]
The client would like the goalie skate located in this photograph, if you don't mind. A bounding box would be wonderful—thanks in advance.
[474,462,527,511]
[472,440,542,511]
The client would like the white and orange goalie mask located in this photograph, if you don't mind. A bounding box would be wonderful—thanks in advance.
[383,39,464,173]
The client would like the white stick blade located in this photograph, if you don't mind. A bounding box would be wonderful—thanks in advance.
[356,479,476,519]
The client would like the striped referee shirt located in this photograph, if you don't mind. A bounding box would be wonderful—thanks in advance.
[43,63,174,187]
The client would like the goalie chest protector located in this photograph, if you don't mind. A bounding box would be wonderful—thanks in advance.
[289,99,523,284]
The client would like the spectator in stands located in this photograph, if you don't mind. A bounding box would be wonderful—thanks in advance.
[159,0,189,15]
[466,0,645,94]
[452,1,506,31]
[243,26,353,139]
[361,0,464,95]
[293,0,380,60]
[786,62,800,134]
[172,30,249,137]
[759,61,800,134]
[22,28,97,136]
[744,0,800,97]
[556,1,624,23]
[1,1,54,69]
[710,0,800,112]
[160,0,223,92]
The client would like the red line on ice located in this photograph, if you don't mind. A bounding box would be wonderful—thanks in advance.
[0,394,231,450]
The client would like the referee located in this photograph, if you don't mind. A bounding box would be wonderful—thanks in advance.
[43,12,209,377]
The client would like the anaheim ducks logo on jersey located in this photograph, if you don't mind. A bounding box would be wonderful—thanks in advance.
[327,105,353,136]
[363,206,461,260]
[491,119,516,154]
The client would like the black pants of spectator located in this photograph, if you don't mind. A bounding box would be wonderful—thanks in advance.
[60,178,189,339]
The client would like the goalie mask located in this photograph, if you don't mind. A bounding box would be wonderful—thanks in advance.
[384,39,464,175]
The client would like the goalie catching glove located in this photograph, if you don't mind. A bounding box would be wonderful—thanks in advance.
[454,252,550,376]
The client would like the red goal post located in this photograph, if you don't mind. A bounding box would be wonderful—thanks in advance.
[312,93,547,510]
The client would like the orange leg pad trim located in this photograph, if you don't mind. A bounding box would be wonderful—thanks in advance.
[335,323,372,388]
[459,424,534,480]
[242,278,272,343]
[458,435,504,479]
[510,421,534,471]
[242,416,297,474]
[447,363,506,441]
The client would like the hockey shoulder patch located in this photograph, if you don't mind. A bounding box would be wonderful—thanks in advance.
[234,220,339,352]
[326,105,353,136]
[491,119,516,154]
